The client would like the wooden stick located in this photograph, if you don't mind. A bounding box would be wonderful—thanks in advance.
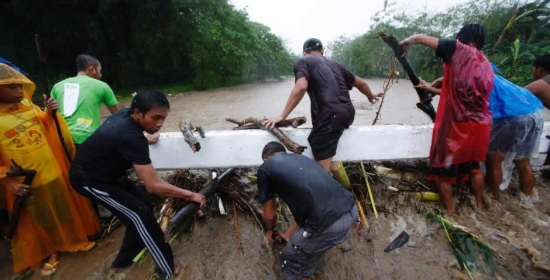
[377,32,436,122]
[284,116,307,128]
[225,117,307,154]
[263,125,307,154]
[179,120,201,152]
[233,201,242,250]
[356,199,370,231]
[225,117,260,126]
[224,116,307,128]
[372,58,395,125]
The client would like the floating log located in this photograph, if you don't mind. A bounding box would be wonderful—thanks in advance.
[169,168,235,228]
[331,161,351,190]
[378,32,436,122]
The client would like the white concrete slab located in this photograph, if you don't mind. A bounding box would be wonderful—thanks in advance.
[149,122,550,170]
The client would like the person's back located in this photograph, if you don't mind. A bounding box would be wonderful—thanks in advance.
[51,54,118,145]
[295,54,355,129]
[438,40,493,123]
[257,153,354,233]
[430,36,493,169]
[400,23,493,216]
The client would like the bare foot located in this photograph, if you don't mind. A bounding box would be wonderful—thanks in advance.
[173,261,181,276]
[41,253,59,276]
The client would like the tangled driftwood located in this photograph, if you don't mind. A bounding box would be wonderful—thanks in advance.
[225,116,307,154]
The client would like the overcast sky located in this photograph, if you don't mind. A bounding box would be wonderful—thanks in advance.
[230,0,472,53]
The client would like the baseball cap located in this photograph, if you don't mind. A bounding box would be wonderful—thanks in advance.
[303,38,323,52]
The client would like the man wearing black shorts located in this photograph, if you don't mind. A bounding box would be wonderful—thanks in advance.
[69,89,206,279]
[257,142,358,280]
[265,38,383,173]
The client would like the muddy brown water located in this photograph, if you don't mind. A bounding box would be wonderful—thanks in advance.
[2,78,550,280]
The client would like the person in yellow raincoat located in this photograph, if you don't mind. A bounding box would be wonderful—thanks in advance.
[0,62,100,276]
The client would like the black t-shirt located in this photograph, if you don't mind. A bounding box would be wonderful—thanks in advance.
[293,55,356,129]
[257,153,355,233]
[69,108,151,184]
[435,39,457,63]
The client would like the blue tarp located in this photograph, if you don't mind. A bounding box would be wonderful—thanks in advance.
[489,63,543,119]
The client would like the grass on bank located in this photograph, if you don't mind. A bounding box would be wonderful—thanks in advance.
[113,82,195,101]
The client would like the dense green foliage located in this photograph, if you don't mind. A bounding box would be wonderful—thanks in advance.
[329,0,550,85]
[0,0,297,92]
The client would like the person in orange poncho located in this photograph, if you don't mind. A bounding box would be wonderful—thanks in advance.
[400,24,494,216]
[0,62,100,276]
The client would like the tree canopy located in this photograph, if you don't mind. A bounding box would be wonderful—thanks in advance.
[328,0,550,85]
[0,0,297,92]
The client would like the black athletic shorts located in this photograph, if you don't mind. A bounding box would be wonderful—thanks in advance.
[308,114,349,160]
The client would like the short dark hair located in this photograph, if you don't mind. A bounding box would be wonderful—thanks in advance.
[130,89,170,114]
[456,24,485,50]
[534,54,550,73]
[76,54,100,72]
[261,141,286,159]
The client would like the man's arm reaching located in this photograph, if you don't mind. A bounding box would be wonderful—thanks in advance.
[353,77,384,103]
[133,163,206,208]
[264,77,308,128]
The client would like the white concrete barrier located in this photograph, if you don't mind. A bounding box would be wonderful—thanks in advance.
[149,122,550,170]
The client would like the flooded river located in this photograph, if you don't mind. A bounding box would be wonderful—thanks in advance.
[1,78,550,279]
[101,78,442,131]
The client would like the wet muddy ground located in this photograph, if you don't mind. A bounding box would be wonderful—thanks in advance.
[1,78,550,279]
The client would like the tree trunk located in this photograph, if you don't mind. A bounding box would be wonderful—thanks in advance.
[378,32,437,122]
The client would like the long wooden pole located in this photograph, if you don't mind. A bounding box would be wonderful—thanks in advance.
[35,34,72,162]
[378,32,436,122]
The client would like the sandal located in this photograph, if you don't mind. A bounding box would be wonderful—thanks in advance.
[41,261,59,277]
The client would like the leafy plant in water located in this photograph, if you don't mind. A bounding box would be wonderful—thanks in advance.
[423,211,496,277]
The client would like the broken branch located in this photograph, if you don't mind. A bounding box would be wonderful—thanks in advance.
[179,120,201,152]
[225,117,307,154]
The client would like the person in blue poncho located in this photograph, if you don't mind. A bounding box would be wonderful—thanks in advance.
[485,63,544,202]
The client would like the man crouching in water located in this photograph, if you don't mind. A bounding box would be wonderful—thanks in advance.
[69,89,206,279]
[257,141,358,280]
